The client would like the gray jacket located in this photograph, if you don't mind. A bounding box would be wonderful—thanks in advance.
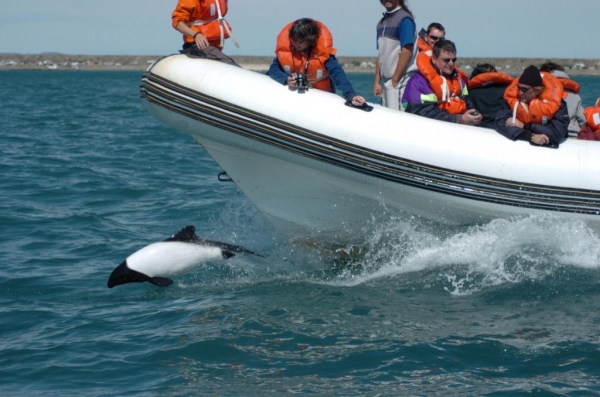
[552,70,585,136]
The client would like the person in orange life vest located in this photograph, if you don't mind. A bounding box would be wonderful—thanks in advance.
[172,0,238,64]
[412,23,469,86]
[578,97,600,141]
[494,65,569,146]
[401,39,482,125]
[268,18,366,107]
[417,22,445,53]
[373,0,417,111]
[467,63,514,129]
[540,62,585,137]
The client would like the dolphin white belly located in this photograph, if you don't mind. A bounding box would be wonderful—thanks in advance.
[107,225,263,288]
[126,242,224,277]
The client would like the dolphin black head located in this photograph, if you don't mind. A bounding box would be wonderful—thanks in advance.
[107,261,173,288]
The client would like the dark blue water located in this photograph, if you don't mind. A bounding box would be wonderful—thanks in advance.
[2,69,600,396]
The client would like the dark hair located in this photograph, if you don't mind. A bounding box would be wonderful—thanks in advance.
[470,63,497,79]
[426,22,445,34]
[539,61,565,73]
[289,18,320,48]
[398,1,414,17]
[477,63,497,73]
[432,39,456,57]
[380,0,414,16]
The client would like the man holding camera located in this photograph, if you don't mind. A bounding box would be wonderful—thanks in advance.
[268,18,365,106]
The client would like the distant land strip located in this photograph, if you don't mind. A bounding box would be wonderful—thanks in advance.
[1,54,599,76]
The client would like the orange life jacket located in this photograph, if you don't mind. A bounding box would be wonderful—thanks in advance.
[468,72,514,90]
[504,72,564,124]
[416,37,430,53]
[416,50,470,89]
[416,52,468,114]
[275,21,337,92]
[556,77,581,94]
[181,0,231,49]
[584,106,600,133]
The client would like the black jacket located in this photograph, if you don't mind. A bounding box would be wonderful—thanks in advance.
[494,100,570,145]
[468,85,509,129]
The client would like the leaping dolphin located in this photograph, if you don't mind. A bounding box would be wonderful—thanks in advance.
[107,225,263,288]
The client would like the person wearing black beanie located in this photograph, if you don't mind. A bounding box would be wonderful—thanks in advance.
[493,65,570,147]
[518,65,544,87]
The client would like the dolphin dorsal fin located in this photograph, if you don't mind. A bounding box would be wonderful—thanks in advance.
[165,225,198,242]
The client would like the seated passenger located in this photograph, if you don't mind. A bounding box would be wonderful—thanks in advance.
[416,22,446,54]
[402,39,482,125]
[494,65,569,146]
[578,98,600,141]
[413,23,468,83]
[268,18,365,106]
[467,63,514,129]
[540,62,586,137]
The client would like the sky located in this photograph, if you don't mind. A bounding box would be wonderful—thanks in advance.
[1,0,598,59]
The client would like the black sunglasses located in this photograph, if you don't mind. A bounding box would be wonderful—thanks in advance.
[441,57,457,64]
[428,34,443,42]
[517,85,533,93]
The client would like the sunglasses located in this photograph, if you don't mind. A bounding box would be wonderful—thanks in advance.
[517,85,533,93]
[428,34,443,42]
[440,57,457,64]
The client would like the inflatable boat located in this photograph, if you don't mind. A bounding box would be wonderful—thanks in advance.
[140,54,600,237]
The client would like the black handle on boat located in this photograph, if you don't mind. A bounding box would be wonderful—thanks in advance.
[218,172,233,182]
[529,141,559,149]
[345,101,373,112]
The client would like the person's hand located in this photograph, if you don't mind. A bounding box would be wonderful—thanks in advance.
[287,75,297,88]
[462,109,482,126]
[505,117,524,129]
[351,95,366,106]
[194,33,210,50]
[391,78,400,88]
[531,133,550,145]
[373,84,382,98]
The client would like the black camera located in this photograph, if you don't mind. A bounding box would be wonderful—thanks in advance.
[294,73,308,93]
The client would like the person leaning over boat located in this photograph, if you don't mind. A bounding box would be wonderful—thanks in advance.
[171,0,239,65]
[578,98,600,141]
[401,39,482,125]
[540,62,586,138]
[494,65,569,146]
[268,18,366,106]
[467,63,514,129]
[373,0,417,111]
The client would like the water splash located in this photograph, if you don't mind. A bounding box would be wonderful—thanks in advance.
[324,214,600,295]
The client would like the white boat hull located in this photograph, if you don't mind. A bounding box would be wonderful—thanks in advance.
[141,55,600,238]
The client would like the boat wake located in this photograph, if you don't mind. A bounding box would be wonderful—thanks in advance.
[321,213,600,295]
[160,193,600,297]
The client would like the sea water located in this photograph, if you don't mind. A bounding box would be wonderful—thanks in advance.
[2,70,600,396]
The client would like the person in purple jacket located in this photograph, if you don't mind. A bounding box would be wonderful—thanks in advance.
[401,39,481,125]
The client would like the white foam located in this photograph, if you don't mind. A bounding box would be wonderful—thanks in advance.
[326,214,600,295]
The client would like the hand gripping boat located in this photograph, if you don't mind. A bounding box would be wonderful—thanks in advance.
[140,55,600,238]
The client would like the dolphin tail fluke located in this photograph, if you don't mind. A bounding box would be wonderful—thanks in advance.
[107,261,171,288]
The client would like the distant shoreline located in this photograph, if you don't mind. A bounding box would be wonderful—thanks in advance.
[1,54,599,76]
